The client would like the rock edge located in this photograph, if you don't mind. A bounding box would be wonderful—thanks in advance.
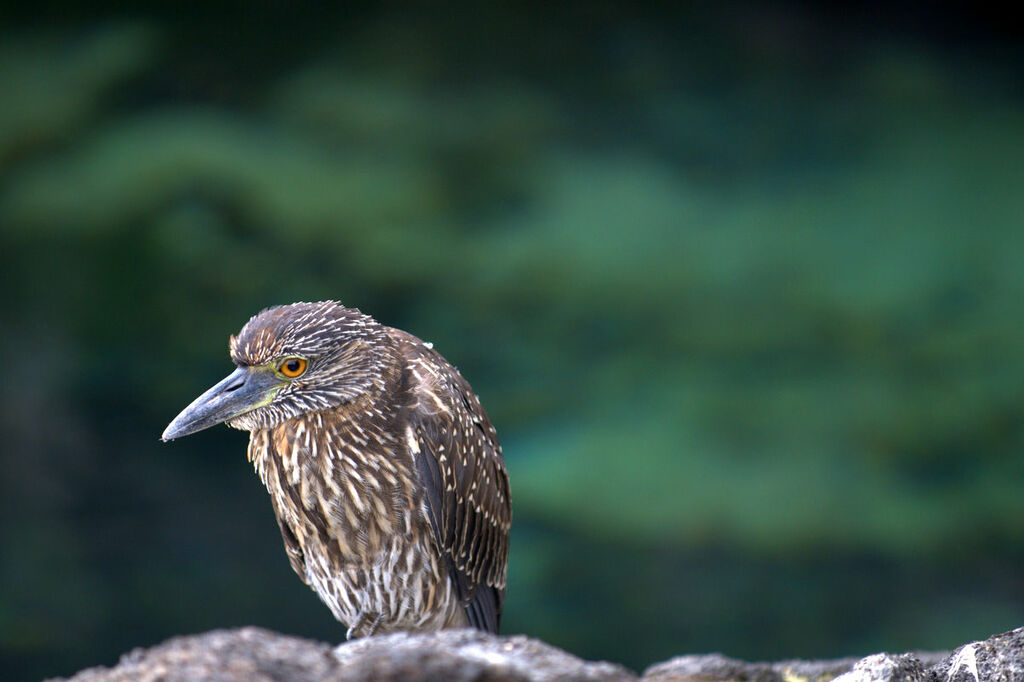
[49,624,1024,682]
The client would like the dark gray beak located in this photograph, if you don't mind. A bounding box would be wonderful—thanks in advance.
[161,367,282,441]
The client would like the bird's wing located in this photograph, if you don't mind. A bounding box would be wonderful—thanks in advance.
[275,511,309,581]
[395,332,511,633]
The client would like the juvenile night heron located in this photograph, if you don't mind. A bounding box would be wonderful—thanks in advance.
[162,301,511,637]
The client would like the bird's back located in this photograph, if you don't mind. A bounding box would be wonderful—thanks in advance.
[390,328,511,634]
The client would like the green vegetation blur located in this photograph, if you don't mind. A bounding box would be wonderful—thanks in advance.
[1,4,1022,680]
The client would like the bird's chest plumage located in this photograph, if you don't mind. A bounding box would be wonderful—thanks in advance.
[246,410,456,633]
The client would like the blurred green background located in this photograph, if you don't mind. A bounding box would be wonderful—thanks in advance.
[2,3,1023,679]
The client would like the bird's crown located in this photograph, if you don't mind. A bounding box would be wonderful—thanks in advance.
[229,301,378,366]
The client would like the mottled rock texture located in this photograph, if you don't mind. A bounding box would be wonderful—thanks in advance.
[51,625,1024,682]
[643,652,861,681]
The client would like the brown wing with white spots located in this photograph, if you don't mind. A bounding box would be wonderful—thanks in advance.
[392,330,511,633]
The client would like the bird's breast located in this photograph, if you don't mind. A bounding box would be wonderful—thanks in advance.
[255,413,431,561]
[248,414,455,631]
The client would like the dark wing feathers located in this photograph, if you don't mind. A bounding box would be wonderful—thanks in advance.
[275,511,308,581]
[395,331,511,633]
[413,424,447,547]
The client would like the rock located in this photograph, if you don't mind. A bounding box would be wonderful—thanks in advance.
[644,629,1022,682]
[931,628,1024,682]
[333,628,636,681]
[642,652,861,681]
[49,627,340,682]
[832,653,928,682]
[50,627,636,682]
[48,625,1024,682]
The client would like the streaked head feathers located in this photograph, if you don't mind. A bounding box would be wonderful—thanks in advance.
[229,301,380,367]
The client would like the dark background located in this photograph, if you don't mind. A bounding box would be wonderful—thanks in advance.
[2,3,1022,680]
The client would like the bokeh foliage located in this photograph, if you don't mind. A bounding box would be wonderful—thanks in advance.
[1,5,1022,679]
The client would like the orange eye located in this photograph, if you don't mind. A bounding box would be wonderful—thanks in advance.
[279,357,308,378]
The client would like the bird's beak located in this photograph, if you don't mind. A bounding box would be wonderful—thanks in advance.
[161,367,283,441]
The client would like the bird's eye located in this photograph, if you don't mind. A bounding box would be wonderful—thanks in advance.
[279,357,308,378]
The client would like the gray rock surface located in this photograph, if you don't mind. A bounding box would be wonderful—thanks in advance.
[50,628,339,682]
[642,652,861,681]
[49,625,1024,682]
[51,627,635,682]
[332,628,635,681]
[931,628,1024,682]
[832,653,928,682]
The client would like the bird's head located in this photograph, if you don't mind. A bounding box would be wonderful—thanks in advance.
[162,301,390,440]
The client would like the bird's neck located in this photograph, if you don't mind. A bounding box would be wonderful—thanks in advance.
[247,385,410,489]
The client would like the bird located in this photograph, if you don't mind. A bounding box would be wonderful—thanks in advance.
[161,301,511,638]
